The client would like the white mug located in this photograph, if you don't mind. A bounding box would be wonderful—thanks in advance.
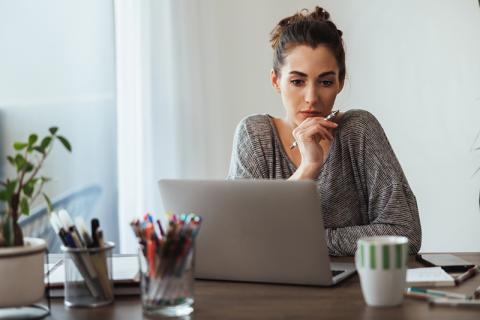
[355,236,408,307]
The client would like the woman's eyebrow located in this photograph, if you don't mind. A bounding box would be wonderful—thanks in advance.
[317,71,336,77]
[289,71,308,77]
[288,70,336,77]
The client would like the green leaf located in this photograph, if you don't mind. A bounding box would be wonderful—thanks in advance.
[14,154,27,171]
[6,180,17,194]
[57,135,72,152]
[24,162,34,173]
[23,179,37,198]
[33,146,44,154]
[40,136,52,151]
[28,134,38,146]
[7,156,15,165]
[0,189,8,201]
[43,193,53,213]
[20,197,29,215]
[49,127,58,135]
[40,176,51,183]
[13,142,28,151]
[1,180,17,202]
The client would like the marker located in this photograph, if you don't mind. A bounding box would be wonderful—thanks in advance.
[156,220,165,238]
[454,265,480,285]
[75,217,93,247]
[406,287,468,300]
[91,218,100,247]
[430,297,480,308]
[146,223,156,278]
[58,209,85,247]
[290,110,339,150]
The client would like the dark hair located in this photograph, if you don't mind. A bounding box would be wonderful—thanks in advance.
[270,7,345,82]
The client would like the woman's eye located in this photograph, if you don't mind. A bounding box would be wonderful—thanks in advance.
[290,79,304,86]
[319,80,334,87]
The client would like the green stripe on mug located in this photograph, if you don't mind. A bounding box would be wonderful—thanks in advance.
[370,245,376,269]
[382,245,390,270]
[395,244,402,268]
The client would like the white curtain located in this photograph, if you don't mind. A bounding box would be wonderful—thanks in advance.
[114,0,210,252]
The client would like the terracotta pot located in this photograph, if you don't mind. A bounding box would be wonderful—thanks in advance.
[0,237,46,307]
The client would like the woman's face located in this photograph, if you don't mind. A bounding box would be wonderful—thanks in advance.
[271,45,344,127]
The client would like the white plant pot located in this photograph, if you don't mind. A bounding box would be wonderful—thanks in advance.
[0,237,46,307]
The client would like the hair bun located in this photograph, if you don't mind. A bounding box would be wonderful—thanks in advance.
[269,6,342,49]
[310,6,330,21]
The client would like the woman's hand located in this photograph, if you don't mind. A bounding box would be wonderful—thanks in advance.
[289,117,338,180]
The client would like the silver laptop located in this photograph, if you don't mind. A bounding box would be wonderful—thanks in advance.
[158,179,356,286]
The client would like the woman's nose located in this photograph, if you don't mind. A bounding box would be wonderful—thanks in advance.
[304,85,318,105]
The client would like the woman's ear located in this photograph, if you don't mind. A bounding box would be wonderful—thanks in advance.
[270,69,281,93]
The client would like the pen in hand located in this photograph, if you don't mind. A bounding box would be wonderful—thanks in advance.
[290,110,339,150]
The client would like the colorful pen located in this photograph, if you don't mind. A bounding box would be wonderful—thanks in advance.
[290,110,339,150]
[406,287,468,300]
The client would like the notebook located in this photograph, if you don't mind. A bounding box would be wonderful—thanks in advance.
[406,267,455,287]
[158,179,356,286]
[44,254,140,297]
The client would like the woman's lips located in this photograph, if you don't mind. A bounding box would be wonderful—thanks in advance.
[299,111,324,118]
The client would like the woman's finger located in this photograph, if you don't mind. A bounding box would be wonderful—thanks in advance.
[294,123,333,143]
[305,116,338,129]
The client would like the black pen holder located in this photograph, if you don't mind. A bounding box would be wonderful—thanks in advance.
[61,242,115,308]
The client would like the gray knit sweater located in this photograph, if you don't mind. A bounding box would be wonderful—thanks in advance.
[227,109,421,256]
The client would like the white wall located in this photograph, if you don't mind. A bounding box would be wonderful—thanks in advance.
[0,0,118,244]
[165,0,480,252]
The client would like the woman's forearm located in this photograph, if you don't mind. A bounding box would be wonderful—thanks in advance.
[325,222,422,256]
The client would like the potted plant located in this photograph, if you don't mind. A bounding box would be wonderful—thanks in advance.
[0,127,71,307]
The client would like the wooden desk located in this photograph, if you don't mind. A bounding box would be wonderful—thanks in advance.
[46,253,480,319]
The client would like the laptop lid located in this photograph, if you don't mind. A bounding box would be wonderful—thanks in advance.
[158,179,337,286]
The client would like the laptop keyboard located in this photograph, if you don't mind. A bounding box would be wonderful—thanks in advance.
[331,270,343,277]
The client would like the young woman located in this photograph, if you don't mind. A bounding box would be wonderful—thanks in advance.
[227,7,421,256]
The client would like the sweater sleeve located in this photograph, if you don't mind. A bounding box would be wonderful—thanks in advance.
[325,111,422,256]
[227,116,269,179]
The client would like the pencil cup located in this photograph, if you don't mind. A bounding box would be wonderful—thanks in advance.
[139,243,195,317]
[61,242,115,308]
[355,236,408,307]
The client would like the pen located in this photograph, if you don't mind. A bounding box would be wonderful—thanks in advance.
[406,287,468,300]
[59,209,85,247]
[75,216,93,247]
[430,297,480,308]
[290,110,339,150]
[454,265,480,285]
[91,218,100,247]
[474,285,480,299]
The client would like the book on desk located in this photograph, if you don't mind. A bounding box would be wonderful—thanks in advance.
[45,254,140,297]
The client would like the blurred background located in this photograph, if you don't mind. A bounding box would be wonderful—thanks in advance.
[0,0,479,253]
